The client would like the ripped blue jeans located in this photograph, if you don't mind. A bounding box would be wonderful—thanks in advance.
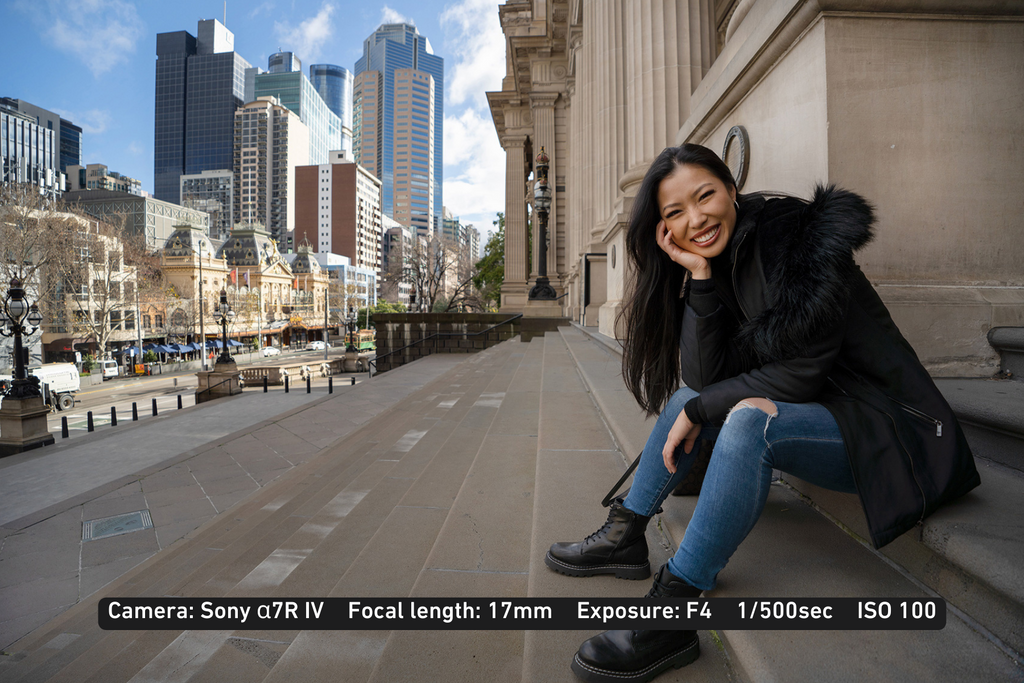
[623,386,857,591]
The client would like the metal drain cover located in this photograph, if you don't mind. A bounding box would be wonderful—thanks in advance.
[82,510,153,541]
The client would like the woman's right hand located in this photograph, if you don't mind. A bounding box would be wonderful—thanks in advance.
[657,220,711,279]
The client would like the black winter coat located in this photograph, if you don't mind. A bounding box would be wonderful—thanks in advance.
[679,186,980,548]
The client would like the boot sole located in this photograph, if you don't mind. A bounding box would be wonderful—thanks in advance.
[544,552,651,580]
[570,637,700,683]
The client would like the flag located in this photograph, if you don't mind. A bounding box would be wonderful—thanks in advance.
[244,270,250,287]
[293,278,298,290]
[230,269,237,285]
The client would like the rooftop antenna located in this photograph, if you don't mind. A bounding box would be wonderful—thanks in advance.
[224,1,227,26]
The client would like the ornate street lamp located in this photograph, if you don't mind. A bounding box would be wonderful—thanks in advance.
[211,289,235,365]
[345,313,358,353]
[529,147,557,300]
[0,278,44,399]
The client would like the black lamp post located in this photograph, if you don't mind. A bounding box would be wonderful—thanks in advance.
[529,147,557,300]
[1,277,44,399]
[345,313,358,352]
[211,289,235,364]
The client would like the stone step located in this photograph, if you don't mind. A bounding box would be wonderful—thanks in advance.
[360,337,544,683]
[0,349,521,682]
[989,326,1024,377]
[559,325,1023,680]
[522,332,734,683]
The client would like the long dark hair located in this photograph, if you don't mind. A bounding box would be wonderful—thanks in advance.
[619,144,738,416]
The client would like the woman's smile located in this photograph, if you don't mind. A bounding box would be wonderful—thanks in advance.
[691,224,721,247]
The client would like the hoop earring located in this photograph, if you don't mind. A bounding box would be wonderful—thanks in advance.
[734,200,740,211]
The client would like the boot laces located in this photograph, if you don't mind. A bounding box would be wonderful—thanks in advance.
[582,519,614,546]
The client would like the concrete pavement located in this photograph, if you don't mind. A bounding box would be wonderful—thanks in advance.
[0,333,1020,682]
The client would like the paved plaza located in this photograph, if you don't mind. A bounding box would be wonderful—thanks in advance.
[0,331,1020,682]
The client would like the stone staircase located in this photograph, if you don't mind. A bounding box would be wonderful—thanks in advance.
[1,332,1021,682]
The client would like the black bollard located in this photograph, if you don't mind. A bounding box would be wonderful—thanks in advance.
[152,398,158,416]
[285,376,289,393]
[329,376,333,394]
[351,377,356,386]
[132,402,138,421]
[306,375,311,394]
[111,406,117,427]
[61,416,69,438]
[177,395,183,410]
[87,411,94,432]
[263,375,268,393]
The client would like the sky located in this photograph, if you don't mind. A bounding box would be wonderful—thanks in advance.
[2,0,507,246]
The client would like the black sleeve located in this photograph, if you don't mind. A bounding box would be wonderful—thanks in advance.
[679,282,743,392]
[695,322,845,422]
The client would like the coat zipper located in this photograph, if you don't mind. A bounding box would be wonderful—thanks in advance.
[730,231,751,321]
[829,378,929,524]
[883,410,928,525]
[886,395,943,437]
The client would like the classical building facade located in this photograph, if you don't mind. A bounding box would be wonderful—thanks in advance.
[489,0,1024,375]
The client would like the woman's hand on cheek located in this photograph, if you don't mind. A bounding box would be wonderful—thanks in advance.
[657,220,711,279]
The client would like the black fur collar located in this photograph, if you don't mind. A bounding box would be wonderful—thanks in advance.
[736,184,875,362]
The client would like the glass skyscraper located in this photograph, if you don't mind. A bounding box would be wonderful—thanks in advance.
[0,97,82,174]
[154,19,250,205]
[248,58,351,166]
[309,64,354,131]
[354,23,443,235]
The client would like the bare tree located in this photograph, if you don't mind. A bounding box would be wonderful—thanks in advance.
[391,235,479,313]
[44,213,157,360]
[0,183,77,314]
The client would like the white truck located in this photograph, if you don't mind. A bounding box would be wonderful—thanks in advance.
[0,363,81,411]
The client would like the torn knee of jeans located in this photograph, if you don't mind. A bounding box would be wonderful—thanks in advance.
[724,397,778,424]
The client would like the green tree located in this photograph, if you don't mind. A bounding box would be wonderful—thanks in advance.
[474,213,505,310]
[355,301,408,330]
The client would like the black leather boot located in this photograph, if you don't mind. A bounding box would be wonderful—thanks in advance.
[570,565,702,683]
[545,499,652,580]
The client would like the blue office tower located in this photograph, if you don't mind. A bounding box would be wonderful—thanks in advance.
[154,19,250,205]
[354,23,443,235]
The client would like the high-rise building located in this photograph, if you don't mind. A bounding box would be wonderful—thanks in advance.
[309,64,354,128]
[354,22,443,236]
[232,97,309,245]
[180,169,234,241]
[154,19,251,205]
[1,100,63,197]
[0,98,82,173]
[247,57,352,166]
[294,150,382,273]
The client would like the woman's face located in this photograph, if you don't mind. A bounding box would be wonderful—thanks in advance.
[657,163,737,259]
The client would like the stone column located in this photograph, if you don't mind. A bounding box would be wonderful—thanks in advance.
[500,134,529,312]
[622,0,701,195]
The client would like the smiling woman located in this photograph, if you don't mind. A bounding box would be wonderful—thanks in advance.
[546,143,981,683]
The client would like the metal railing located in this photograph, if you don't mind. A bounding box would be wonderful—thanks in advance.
[369,314,523,378]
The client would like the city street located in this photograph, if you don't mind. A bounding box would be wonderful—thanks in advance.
[44,347,362,440]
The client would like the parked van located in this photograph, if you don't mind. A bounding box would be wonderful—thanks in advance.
[1,364,84,411]
[100,359,119,380]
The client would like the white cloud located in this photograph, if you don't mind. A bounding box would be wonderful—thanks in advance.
[127,141,144,155]
[381,6,415,25]
[443,108,504,234]
[16,0,144,77]
[53,108,112,135]
[249,2,275,19]
[273,2,336,63]
[440,0,505,109]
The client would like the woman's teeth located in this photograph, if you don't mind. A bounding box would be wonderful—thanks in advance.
[693,226,719,245]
